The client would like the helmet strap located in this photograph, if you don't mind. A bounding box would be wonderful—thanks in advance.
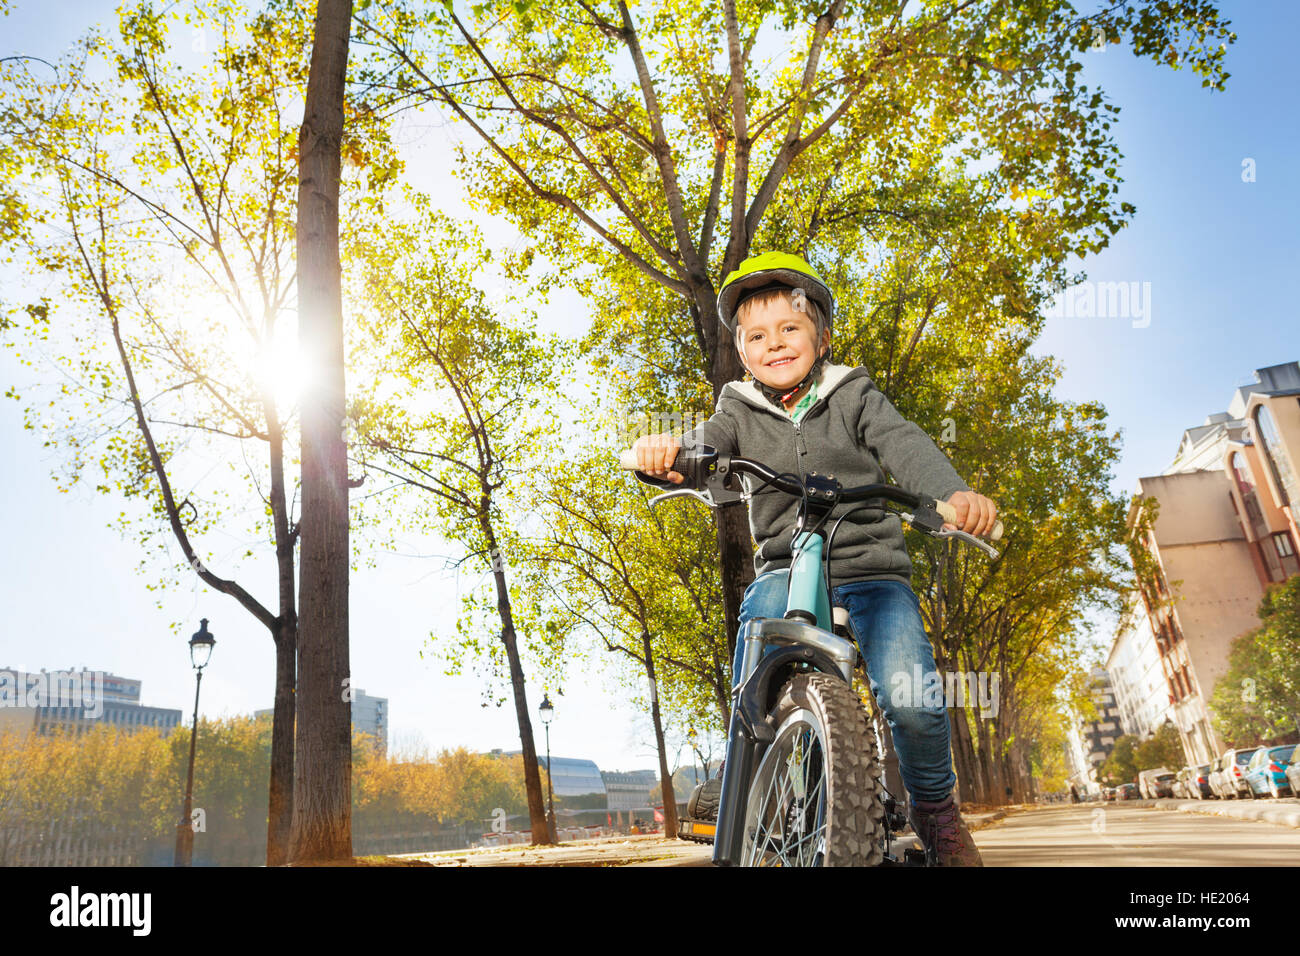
[751,344,830,410]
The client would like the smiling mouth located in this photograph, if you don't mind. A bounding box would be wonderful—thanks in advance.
[767,357,795,367]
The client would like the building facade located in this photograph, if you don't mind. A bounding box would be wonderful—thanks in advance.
[1083,668,1125,768]
[601,769,660,811]
[1105,602,1170,741]
[0,667,180,737]
[1126,362,1300,767]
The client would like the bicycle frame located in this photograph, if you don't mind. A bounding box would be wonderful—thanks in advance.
[714,528,859,867]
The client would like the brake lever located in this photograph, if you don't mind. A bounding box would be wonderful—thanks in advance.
[899,508,1000,560]
[930,527,999,560]
[647,486,719,510]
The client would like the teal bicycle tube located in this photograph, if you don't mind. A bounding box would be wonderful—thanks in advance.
[786,531,832,630]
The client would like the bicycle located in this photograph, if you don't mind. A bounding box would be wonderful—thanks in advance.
[619,442,1001,867]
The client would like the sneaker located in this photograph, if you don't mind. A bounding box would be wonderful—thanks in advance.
[907,795,983,867]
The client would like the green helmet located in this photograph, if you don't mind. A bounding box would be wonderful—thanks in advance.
[716,251,837,408]
[716,250,836,336]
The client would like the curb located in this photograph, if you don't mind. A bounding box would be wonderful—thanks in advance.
[1124,797,1300,829]
[964,808,1010,832]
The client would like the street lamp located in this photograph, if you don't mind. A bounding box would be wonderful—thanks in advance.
[538,693,556,844]
[174,618,215,867]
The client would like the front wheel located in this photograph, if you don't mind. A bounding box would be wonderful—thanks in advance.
[739,673,885,866]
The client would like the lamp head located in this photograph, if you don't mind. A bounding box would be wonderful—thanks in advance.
[189,618,216,670]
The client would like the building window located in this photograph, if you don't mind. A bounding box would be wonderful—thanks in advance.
[1274,531,1296,559]
[1253,405,1300,505]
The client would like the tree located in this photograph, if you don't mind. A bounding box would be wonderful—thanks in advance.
[353,744,534,830]
[348,0,1232,809]
[509,439,740,839]
[1098,734,1138,787]
[351,0,1235,664]
[291,0,357,865]
[1210,576,1300,747]
[1134,721,1183,771]
[345,196,561,844]
[0,0,395,865]
[904,346,1132,805]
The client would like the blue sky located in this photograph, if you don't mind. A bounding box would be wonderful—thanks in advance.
[2,1,1296,775]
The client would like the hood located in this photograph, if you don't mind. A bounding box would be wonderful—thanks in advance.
[722,363,866,415]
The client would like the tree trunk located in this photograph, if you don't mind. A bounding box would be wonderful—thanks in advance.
[642,631,678,838]
[264,373,296,865]
[267,618,295,866]
[290,0,353,864]
[483,525,550,844]
[949,708,977,804]
[712,655,732,730]
[972,705,995,805]
[708,345,754,663]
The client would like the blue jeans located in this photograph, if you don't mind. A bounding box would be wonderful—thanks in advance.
[733,569,956,804]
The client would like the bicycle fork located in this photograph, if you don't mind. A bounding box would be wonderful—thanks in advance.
[711,618,858,867]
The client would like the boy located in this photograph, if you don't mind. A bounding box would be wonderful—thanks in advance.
[632,250,997,866]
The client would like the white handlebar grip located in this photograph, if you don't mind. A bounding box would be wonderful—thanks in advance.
[618,448,640,471]
[936,500,1004,541]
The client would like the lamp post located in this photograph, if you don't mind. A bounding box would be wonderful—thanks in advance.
[174,618,215,867]
[538,693,556,843]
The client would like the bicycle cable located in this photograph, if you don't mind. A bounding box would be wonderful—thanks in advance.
[784,478,840,613]
[729,464,809,615]
[823,500,893,597]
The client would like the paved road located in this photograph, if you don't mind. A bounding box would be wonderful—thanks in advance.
[976,804,1300,866]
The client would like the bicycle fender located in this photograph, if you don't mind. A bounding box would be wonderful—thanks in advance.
[736,644,847,745]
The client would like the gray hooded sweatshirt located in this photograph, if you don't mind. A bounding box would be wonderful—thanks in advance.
[681,363,971,588]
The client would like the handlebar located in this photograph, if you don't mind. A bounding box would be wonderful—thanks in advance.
[617,444,1003,550]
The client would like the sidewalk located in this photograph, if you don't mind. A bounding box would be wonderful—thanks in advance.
[397,805,1015,867]
[1125,795,1300,829]
[399,832,713,867]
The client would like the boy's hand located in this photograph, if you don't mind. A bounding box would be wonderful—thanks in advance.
[942,491,999,537]
[633,433,685,484]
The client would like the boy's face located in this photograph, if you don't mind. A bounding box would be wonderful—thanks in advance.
[736,295,829,392]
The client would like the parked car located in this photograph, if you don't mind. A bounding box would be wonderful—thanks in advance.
[1286,756,1300,799]
[1214,748,1261,798]
[1189,763,1214,799]
[1153,771,1176,798]
[1174,766,1200,799]
[1118,783,1140,800]
[1102,786,1118,802]
[1208,753,1228,798]
[1244,744,1297,798]
[1138,767,1175,799]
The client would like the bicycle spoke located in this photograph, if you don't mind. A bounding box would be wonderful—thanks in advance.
[743,703,841,867]
[747,750,783,866]
[790,740,827,865]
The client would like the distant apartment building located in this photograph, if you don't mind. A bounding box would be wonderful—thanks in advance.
[1064,717,1099,795]
[1063,668,1124,795]
[256,687,388,755]
[1126,361,1300,766]
[351,690,388,755]
[1083,668,1125,766]
[1105,601,1171,740]
[601,769,660,811]
[0,667,180,737]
